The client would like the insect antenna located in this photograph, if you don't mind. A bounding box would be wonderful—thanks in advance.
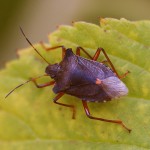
[20,27,50,64]
[5,80,31,98]
[5,74,47,99]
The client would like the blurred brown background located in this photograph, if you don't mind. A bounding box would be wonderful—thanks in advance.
[0,0,150,68]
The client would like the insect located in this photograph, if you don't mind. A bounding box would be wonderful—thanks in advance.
[5,27,131,133]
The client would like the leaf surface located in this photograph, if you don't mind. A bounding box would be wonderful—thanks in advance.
[0,18,150,149]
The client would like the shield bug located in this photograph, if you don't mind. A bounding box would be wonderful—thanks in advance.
[5,27,131,133]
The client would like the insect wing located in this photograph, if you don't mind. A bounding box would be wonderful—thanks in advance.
[101,76,128,99]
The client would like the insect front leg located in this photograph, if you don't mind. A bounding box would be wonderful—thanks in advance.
[40,42,66,58]
[30,77,55,88]
[82,100,131,133]
[53,93,76,119]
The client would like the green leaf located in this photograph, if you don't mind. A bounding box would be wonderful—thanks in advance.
[0,18,150,150]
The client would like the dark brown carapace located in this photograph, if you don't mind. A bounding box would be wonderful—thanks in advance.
[5,27,131,133]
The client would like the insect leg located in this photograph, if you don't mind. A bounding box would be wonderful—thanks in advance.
[119,70,130,79]
[76,47,129,79]
[92,48,101,61]
[82,100,131,133]
[30,77,55,88]
[40,42,66,58]
[97,48,131,79]
[94,48,121,78]
[53,92,76,119]
[76,47,106,62]
[76,47,93,59]
[93,48,118,76]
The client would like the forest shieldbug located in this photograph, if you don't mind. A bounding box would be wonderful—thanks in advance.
[5,27,131,133]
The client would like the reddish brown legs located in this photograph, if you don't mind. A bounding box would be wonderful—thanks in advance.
[94,48,120,77]
[40,42,66,58]
[119,70,130,79]
[91,49,131,132]
[92,48,101,61]
[53,93,76,119]
[31,77,76,119]
[77,48,131,132]
[76,47,129,79]
[82,100,131,133]
[95,48,130,79]
[76,47,93,59]
[76,47,104,61]
[30,77,55,88]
